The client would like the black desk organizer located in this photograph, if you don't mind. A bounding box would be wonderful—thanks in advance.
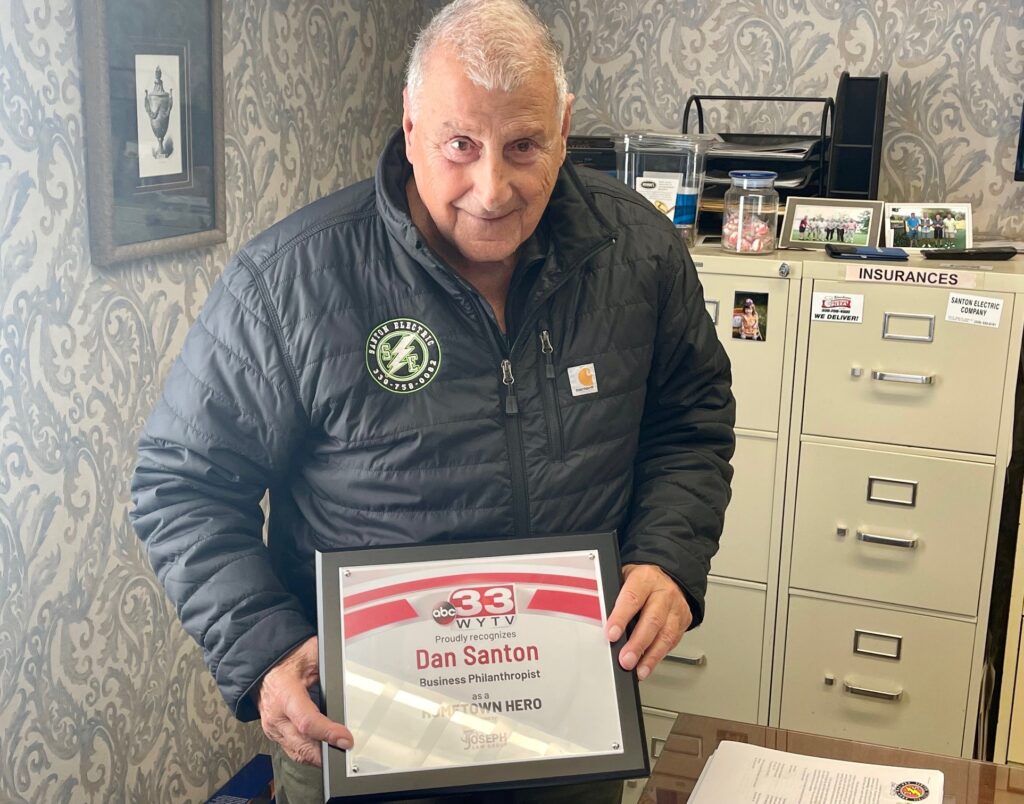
[682,72,887,233]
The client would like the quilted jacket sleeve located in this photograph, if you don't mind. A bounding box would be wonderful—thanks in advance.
[620,235,736,629]
[130,255,316,721]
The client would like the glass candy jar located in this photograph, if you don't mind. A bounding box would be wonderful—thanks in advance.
[721,171,779,254]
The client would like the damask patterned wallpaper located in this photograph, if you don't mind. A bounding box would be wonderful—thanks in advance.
[1,1,1022,802]
[541,0,1024,239]
[0,2,428,801]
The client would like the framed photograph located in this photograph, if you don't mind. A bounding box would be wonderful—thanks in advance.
[780,196,885,250]
[883,203,973,252]
[81,0,225,266]
[316,532,648,800]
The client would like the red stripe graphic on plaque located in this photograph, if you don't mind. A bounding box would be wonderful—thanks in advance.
[344,572,597,609]
[526,590,602,621]
[344,599,418,638]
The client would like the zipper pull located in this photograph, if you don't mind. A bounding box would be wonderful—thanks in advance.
[539,330,556,379]
[501,359,519,415]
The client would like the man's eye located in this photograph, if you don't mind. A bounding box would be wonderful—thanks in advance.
[512,141,535,153]
[449,138,472,153]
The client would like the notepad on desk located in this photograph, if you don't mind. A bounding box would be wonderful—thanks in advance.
[688,741,944,803]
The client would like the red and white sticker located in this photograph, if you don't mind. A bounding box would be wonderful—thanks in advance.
[812,292,864,323]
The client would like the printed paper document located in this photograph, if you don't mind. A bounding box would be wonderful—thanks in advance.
[689,741,943,803]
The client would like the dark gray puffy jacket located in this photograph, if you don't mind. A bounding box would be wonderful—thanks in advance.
[130,131,735,721]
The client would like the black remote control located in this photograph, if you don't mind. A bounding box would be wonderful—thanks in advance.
[920,246,1018,260]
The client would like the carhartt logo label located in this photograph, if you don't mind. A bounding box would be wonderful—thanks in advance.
[568,363,598,396]
[366,318,441,393]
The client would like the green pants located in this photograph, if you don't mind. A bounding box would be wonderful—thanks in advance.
[271,743,624,803]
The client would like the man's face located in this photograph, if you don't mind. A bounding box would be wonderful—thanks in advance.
[403,49,572,268]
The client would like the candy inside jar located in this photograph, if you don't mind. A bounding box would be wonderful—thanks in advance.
[722,211,774,253]
[721,171,779,254]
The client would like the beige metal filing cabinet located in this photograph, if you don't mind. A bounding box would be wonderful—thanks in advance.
[774,255,1024,759]
[639,252,801,728]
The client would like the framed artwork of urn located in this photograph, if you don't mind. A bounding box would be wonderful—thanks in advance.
[81,0,225,266]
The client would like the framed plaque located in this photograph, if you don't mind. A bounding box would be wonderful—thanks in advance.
[316,532,648,801]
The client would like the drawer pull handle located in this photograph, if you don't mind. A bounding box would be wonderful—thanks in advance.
[856,530,919,549]
[871,370,934,385]
[843,680,903,701]
[666,653,706,666]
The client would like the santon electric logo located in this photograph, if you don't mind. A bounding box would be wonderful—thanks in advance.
[431,585,517,629]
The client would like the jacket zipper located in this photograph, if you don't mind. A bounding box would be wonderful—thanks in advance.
[538,325,564,461]
[500,358,530,537]
[428,235,616,540]
[493,236,613,536]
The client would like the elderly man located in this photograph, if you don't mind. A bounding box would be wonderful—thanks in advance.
[131,1,734,801]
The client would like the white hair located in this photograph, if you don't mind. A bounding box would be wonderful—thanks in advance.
[406,0,568,121]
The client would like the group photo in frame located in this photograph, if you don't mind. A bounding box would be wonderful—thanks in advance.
[80,0,225,266]
[779,196,885,250]
[883,202,973,252]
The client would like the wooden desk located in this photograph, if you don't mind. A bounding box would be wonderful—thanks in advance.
[640,714,1024,803]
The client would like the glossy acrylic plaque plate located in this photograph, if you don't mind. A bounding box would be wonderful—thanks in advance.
[316,532,647,801]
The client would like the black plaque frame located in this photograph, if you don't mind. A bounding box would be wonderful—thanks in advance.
[316,532,648,802]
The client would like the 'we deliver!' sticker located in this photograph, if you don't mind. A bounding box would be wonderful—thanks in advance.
[812,292,864,324]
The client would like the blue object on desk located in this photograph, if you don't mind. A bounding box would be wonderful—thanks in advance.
[206,753,274,804]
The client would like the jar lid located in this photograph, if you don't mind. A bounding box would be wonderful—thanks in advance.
[728,170,778,188]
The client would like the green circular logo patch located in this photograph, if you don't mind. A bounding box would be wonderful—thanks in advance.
[366,318,442,393]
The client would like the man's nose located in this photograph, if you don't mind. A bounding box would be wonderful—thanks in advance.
[473,151,513,212]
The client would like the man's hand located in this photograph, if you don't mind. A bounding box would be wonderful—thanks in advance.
[605,564,693,681]
[254,636,353,767]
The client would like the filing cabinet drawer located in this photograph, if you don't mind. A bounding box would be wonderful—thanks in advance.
[642,579,764,723]
[790,441,993,615]
[621,707,678,804]
[712,432,776,582]
[802,281,1012,453]
[697,272,791,432]
[780,595,975,756]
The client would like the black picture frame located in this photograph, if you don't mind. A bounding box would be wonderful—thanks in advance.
[1014,98,1024,183]
[316,532,648,802]
[80,0,225,266]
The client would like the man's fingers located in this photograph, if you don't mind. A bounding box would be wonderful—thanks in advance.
[274,717,324,767]
[608,564,692,679]
[632,602,689,680]
[618,593,671,674]
[605,572,648,643]
[284,689,354,752]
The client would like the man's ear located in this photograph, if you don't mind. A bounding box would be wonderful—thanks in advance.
[402,88,414,152]
[560,93,575,141]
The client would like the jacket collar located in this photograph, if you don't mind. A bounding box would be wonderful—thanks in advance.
[375,129,616,286]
